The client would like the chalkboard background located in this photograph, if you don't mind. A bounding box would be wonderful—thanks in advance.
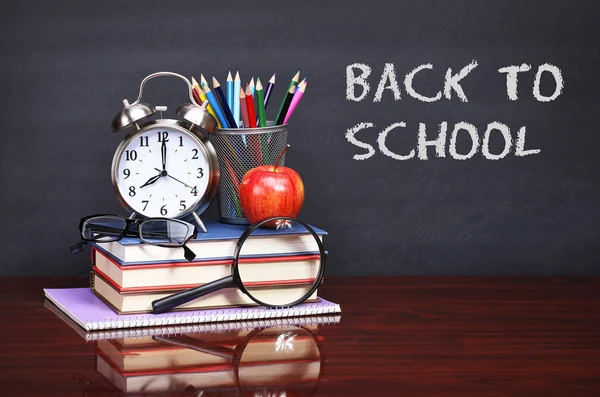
[1,0,598,276]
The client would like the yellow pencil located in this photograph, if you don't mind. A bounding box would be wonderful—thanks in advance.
[192,76,222,128]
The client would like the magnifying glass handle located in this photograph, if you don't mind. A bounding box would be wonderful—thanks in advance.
[152,275,235,314]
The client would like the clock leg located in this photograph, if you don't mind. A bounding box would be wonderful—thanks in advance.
[192,212,207,233]
[128,212,137,219]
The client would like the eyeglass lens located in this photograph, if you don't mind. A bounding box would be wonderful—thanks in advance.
[140,219,192,247]
[82,216,128,242]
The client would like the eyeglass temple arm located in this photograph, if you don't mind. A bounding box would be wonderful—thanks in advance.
[69,240,88,254]
[152,275,235,314]
[152,335,235,360]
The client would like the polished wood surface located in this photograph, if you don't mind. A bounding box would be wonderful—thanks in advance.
[1,276,599,396]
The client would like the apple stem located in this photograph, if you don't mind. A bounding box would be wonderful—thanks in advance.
[273,144,290,172]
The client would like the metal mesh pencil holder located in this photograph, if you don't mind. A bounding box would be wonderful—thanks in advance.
[210,122,288,224]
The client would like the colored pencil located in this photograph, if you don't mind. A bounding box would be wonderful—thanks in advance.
[255,78,267,128]
[233,71,241,125]
[274,71,300,124]
[213,77,237,128]
[222,157,243,216]
[192,77,221,128]
[200,74,209,89]
[263,73,276,110]
[245,85,257,128]
[283,79,307,124]
[202,84,229,128]
[226,71,233,111]
[275,84,297,125]
[239,87,250,128]
[249,77,255,98]
[244,85,263,164]
[191,84,202,105]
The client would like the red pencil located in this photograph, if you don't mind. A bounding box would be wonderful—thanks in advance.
[245,85,257,128]
[244,85,262,163]
[239,87,250,128]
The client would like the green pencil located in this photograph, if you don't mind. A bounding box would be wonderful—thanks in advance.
[256,78,267,128]
[274,71,300,124]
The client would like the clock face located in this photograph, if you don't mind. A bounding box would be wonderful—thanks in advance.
[114,125,211,218]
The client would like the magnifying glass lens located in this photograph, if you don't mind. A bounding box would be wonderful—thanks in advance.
[236,219,324,307]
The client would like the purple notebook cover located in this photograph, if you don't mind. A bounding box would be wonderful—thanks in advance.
[44,287,341,331]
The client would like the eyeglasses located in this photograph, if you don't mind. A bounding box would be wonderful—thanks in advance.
[69,214,198,261]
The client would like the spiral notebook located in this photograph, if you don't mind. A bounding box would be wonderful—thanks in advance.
[45,299,341,341]
[44,287,341,333]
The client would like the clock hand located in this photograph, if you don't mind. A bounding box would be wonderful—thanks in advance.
[154,167,193,189]
[161,140,167,171]
[140,173,162,188]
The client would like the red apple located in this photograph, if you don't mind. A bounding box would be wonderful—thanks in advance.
[239,144,305,226]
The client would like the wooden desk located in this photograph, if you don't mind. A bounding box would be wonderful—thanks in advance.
[1,277,599,396]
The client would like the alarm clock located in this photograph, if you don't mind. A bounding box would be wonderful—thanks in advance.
[110,72,220,232]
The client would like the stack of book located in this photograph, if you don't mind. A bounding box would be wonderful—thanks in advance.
[90,220,327,314]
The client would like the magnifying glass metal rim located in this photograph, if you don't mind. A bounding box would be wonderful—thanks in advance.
[151,216,326,313]
[232,216,327,308]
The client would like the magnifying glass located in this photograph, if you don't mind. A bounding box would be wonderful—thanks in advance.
[153,325,324,396]
[151,217,326,314]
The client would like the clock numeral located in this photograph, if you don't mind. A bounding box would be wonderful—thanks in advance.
[191,186,198,196]
[125,150,137,161]
[179,136,184,147]
[128,186,136,197]
[142,200,149,211]
[191,149,199,160]
[139,136,149,147]
[157,131,169,143]
[123,168,130,179]
[160,205,168,216]
[197,167,204,178]
[179,200,187,211]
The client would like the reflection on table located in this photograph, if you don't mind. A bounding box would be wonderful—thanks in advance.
[90,317,338,396]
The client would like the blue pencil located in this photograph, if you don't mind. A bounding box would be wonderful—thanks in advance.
[233,71,241,126]
[212,77,238,128]
[226,71,234,112]
[202,84,229,128]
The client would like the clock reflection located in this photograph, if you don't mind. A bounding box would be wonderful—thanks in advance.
[89,318,337,397]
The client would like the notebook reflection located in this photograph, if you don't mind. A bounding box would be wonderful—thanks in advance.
[93,318,338,396]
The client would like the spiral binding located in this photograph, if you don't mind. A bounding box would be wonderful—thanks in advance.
[83,313,341,341]
[85,301,341,333]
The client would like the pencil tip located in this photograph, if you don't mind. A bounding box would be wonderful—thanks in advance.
[212,76,220,86]
[269,73,276,83]
[240,87,245,97]
[191,76,198,85]
[249,77,255,85]
[245,85,252,95]
[256,79,263,90]
[227,71,232,80]
[234,71,240,80]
